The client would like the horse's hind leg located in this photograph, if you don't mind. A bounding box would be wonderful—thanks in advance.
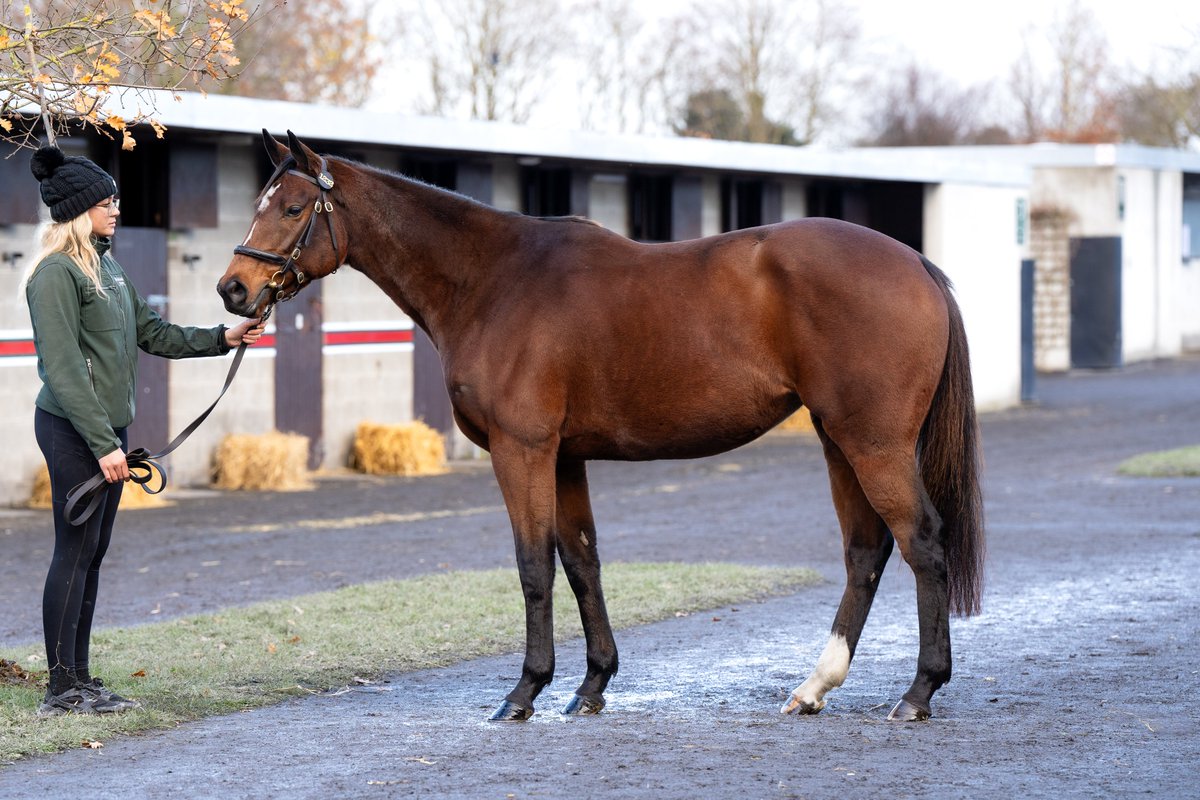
[839,441,950,722]
[554,459,618,715]
[783,421,894,715]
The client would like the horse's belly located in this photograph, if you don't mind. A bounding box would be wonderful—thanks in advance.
[561,392,801,461]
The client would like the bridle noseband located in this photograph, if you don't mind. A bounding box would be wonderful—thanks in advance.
[233,154,340,311]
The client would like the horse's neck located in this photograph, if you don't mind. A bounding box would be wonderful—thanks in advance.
[346,170,516,348]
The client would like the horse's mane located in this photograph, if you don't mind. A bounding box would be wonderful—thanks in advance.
[538,215,603,227]
[327,155,603,226]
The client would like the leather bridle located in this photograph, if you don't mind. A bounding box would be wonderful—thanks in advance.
[232,154,339,311]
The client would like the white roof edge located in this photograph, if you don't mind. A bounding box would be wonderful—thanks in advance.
[107,91,1033,188]
[859,143,1200,173]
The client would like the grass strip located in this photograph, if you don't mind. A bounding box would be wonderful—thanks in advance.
[0,562,819,763]
[1117,445,1200,477]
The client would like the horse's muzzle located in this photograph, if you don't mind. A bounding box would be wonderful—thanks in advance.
[217,277,261,317]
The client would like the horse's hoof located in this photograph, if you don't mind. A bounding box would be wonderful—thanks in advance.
[886,698,931,721]
[562,694,605,715]
[781,693,824,715]
[489,700,533,721]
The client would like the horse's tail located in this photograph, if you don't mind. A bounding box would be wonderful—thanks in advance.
[918,256,985,617]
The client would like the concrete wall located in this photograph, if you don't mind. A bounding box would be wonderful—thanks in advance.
[700,175,721,237]
[0,161,1029,506]
[782,180,807,221]
[589,173,629,236]
[165,141,275,489]
[492,158,521,212]
[1119,167,1184,362]
[1031,164,1194,368]
[923,182,1027,411]
[1183,257,1200,350]
[322,268,415,468]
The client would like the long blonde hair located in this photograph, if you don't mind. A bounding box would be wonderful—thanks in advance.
[20,214,105,297]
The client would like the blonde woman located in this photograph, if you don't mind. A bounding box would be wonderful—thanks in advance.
[24,145,263,716]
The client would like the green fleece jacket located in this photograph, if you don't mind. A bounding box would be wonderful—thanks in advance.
[26,237,230,460]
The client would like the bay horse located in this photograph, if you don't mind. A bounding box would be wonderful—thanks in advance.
[219,131,984,722]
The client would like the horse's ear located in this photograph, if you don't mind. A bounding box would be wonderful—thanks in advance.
[286,130,315,173]
[261,129,289,167]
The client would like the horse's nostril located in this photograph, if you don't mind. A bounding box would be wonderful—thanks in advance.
[221,278,247,305]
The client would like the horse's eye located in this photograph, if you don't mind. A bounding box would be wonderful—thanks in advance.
[285,205,303,217]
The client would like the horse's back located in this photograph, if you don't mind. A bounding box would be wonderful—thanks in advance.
[459,216,950,460]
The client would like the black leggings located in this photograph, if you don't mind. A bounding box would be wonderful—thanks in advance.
[34,407,126,693]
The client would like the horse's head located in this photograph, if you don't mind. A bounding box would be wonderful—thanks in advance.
[217,130,345,318]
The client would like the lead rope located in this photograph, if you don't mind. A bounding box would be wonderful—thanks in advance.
[63,305,273,526]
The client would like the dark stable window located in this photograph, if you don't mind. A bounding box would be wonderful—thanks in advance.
[629,173,672,242]
[169,141,219,229]
[521,165,571,216]
[721,178,764,232]
[399,155,457,190]
[805,179,924,253]
[93,132,168,228]
[0,144,41,224]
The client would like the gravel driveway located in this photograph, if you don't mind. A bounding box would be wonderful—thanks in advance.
[1,356,1197,798]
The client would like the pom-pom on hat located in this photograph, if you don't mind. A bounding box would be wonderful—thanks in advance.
[30,145,118,223]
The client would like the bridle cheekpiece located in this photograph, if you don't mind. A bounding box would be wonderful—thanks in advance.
[232,154,340,315]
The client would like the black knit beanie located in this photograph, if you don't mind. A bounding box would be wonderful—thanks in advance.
[30,146,118,223]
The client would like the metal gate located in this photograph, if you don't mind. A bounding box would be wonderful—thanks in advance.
[111,228,169,451]
[274,287,324,468]
[1069,236,1123,369]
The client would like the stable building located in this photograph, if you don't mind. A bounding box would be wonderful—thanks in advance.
[1,93,1195,507]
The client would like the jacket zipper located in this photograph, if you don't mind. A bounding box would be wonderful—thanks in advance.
[86,357,95,389]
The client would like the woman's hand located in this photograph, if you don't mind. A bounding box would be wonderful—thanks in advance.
[225,317,265,348]
[98,448,129,483]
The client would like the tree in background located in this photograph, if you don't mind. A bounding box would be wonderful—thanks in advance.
[679,0,862,146]
[572,0,696,135]
[858,63,1011,147]
[1008,0,1119,143]
[0,0,258,149]
[399,0,568,123]
[675,87,799,144]
[217,0,382,107]
[1114,30,1200,149]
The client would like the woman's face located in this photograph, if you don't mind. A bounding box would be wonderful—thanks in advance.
[88,196,120,237]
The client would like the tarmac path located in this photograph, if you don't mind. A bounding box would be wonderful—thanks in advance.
[1,356,1197,798]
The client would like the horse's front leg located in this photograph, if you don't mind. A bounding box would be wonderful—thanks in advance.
[554,458,618,715]
[488,434,560,721]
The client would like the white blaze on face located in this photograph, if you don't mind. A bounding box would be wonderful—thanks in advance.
[257,182,281,213]
[241,221,257,246]
[781,634,851,714]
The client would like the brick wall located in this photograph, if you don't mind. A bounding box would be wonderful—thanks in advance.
[1030,206,1073,372]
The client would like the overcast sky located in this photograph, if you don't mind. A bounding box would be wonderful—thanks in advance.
[855,0,1198,86]
[368,0,1200,139]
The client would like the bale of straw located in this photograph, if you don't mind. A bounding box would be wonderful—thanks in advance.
[775,408,815,434]
[27,465,170,510]
[351,420,447,476]
[212,430,313,491]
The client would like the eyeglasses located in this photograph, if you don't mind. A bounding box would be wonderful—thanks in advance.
[93,198,120,214]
